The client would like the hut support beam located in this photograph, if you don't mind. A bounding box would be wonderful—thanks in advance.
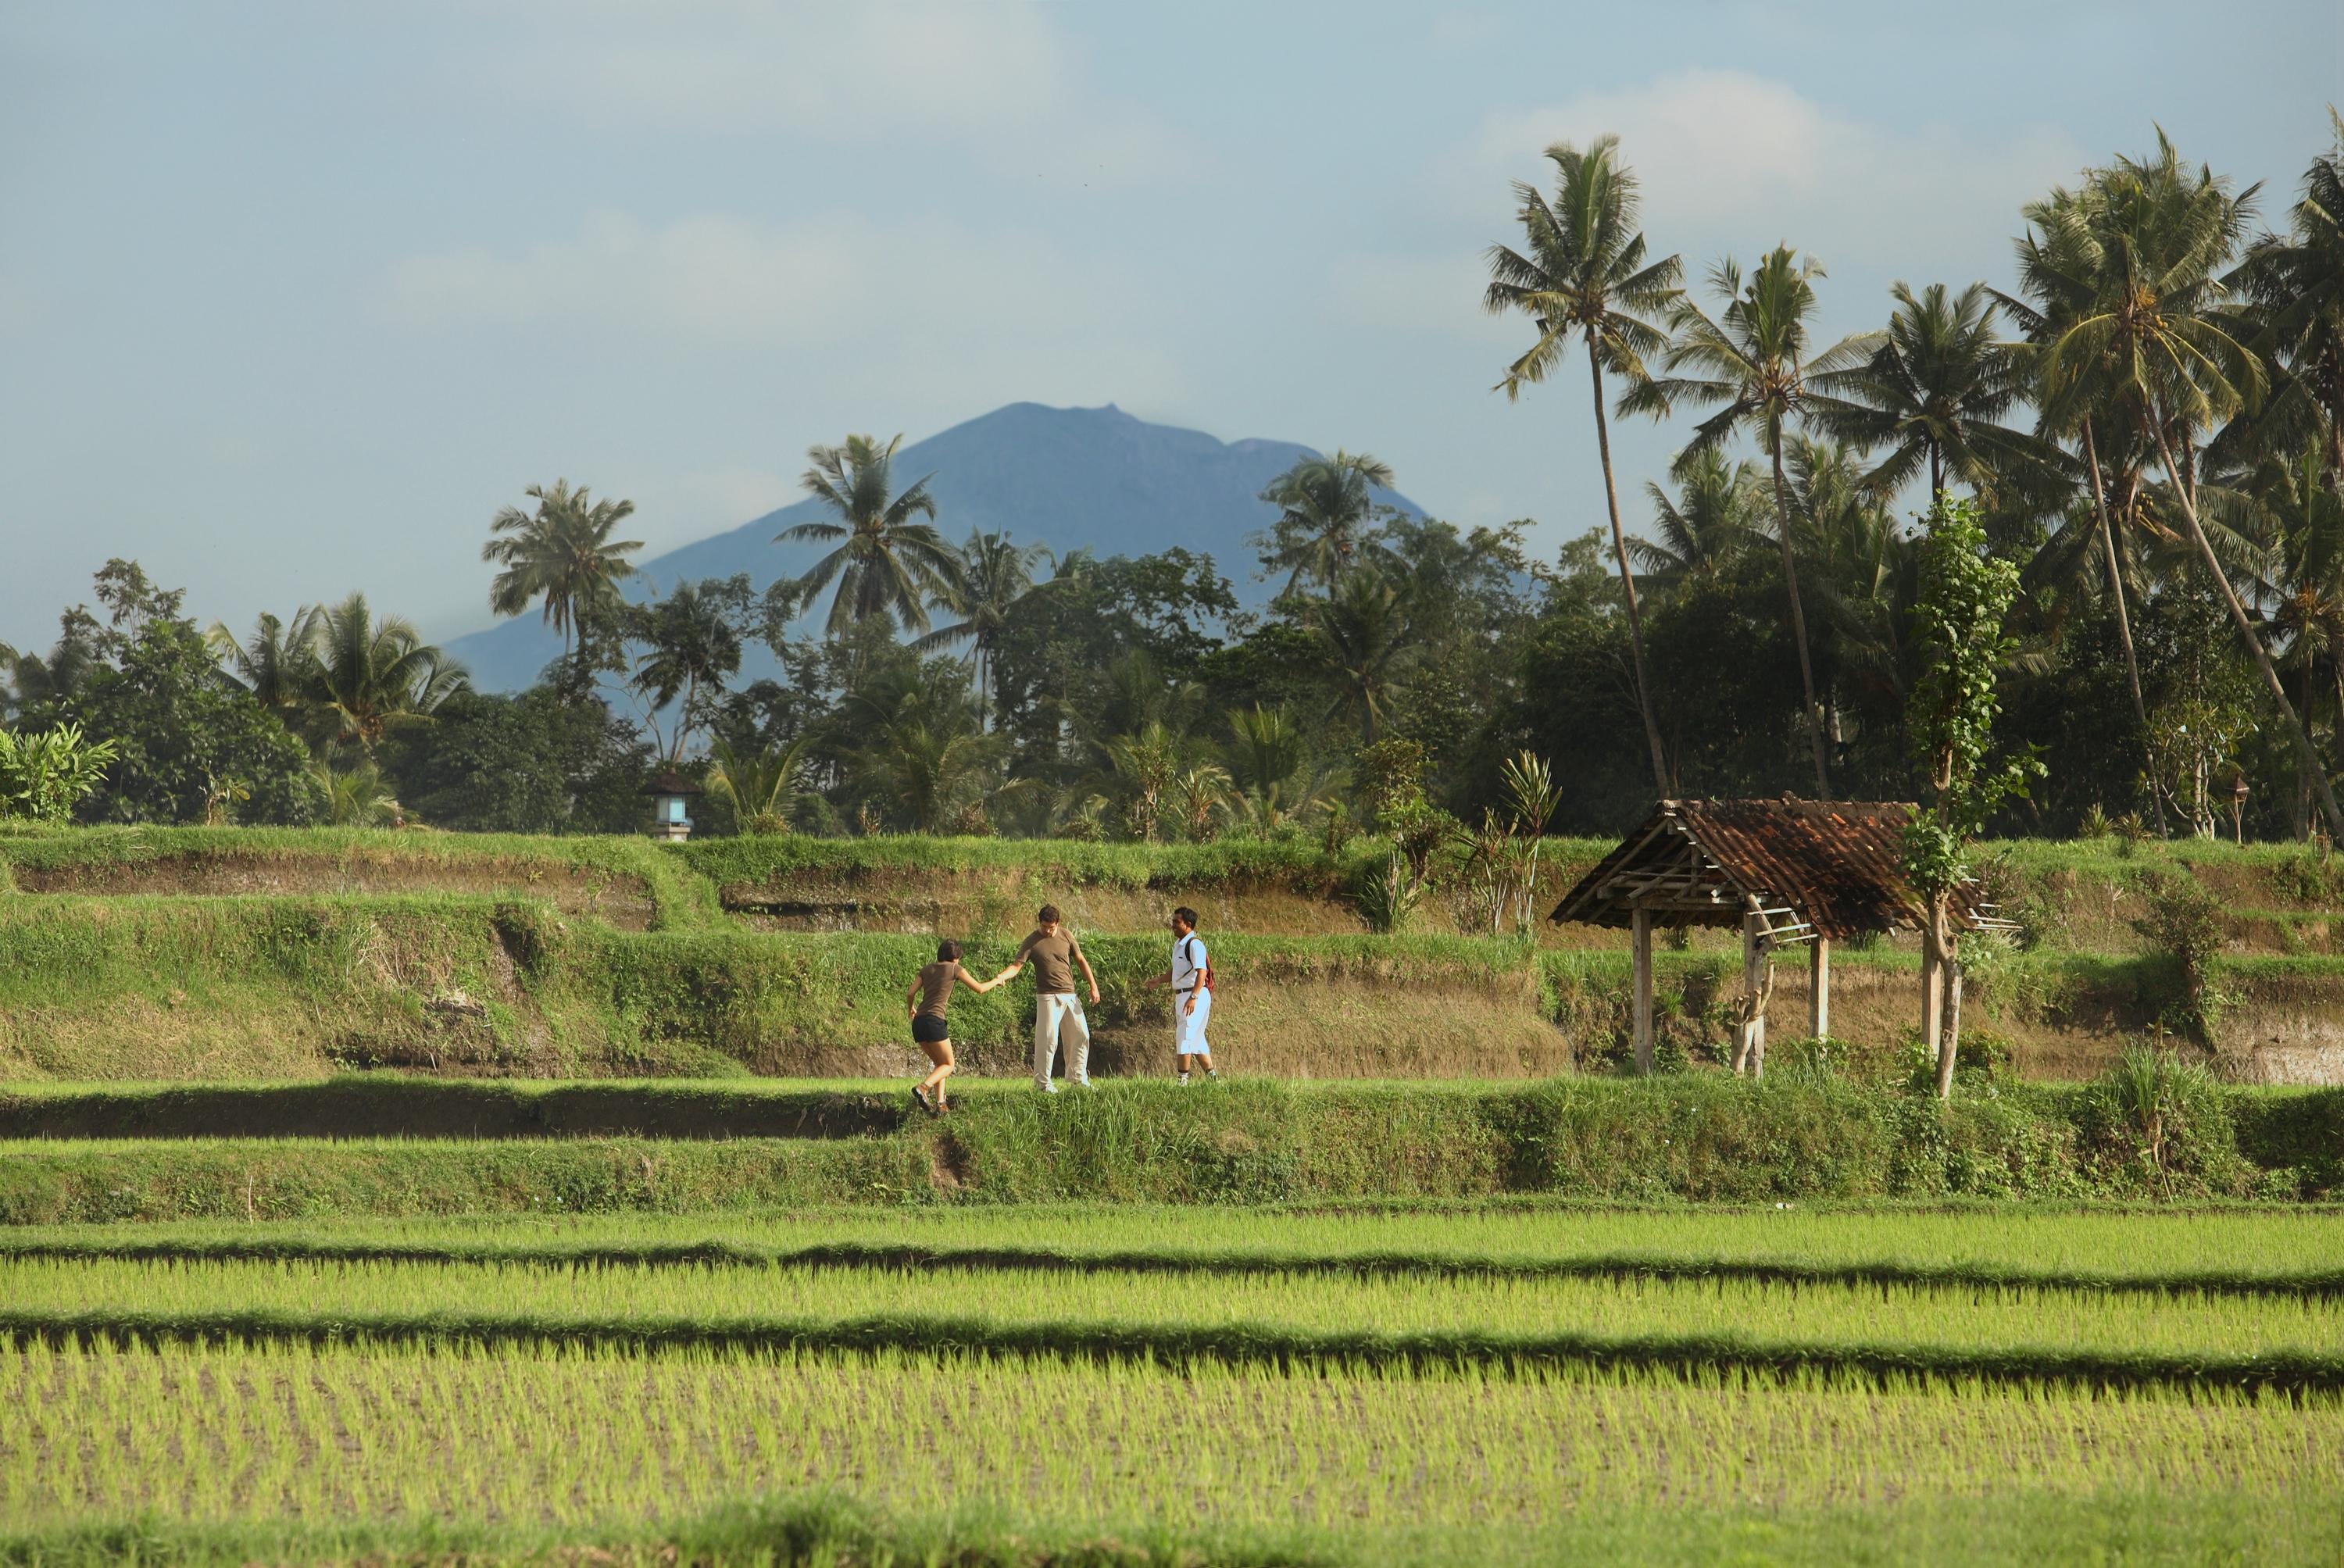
[1734,909,1767,1078]
[1631,905,1654,1075]
[1810,938,1831,1040]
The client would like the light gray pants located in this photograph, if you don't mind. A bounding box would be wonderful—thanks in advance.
[1033,993,1091,1090]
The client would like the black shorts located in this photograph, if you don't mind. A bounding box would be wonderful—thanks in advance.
[911,1015,951,1046]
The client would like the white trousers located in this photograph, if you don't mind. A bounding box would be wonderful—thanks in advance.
[1174,989,1213,1055]
[1033,993,1091,1089]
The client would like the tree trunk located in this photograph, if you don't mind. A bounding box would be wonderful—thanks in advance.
[1589,353,1672,796]
[2152,425,2344,843]
[2303,655,2321,842]
[2082,423,2164,835]
[1938,952,1965,1099]
[1768,439,1832,799]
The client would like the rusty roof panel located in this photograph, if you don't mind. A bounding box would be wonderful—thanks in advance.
[1549,798,1992,938]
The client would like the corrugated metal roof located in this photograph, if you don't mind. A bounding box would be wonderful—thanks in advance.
[1549,797,1992,938]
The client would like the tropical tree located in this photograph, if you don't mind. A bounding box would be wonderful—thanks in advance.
[1257,452,1396,598]
[706,734,813,834]
[1632,246,1880,797]
[313,758,402,827]
[205,609,321,712]
[306,593,466,753]
[2003,188,2164,829]
[2043,134,2344,841]
[1106,720,1185,841]
[628,577,753,764]
[855,717,999,834]
[1629,448,1765,590]
[1170,763,1235,843]
[1485,134,1682,793]
[1813,281,2047,502]
[916,530,1051,727]
[780,434,961,637]
[1309,569,1420,741]
[2233,111,2344,477]
[483,480,644,677]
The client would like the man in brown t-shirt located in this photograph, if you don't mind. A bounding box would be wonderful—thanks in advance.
[1006,903,1100,1091]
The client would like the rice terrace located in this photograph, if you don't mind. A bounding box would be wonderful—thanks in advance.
[5,4,2344,1565]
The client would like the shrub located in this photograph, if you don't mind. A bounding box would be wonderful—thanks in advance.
[1355,852,1423,935]
[2130,873,2230,1040]
[2074,1044,2249,1197]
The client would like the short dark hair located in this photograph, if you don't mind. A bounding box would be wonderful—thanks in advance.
[1172,906,1199,930]
[1038,904,1061,926]
[936,939,963,963]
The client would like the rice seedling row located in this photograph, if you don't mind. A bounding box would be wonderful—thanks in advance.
[17,1202,2343,1280]
[9,1234,2339,1300]
[6,1255,2339,1362]
[0,1338,2335,1535]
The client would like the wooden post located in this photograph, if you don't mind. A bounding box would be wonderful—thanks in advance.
[1809,936,1831,1041]
[1631,905,1654,1075]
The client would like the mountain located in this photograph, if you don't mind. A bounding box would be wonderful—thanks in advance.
[445,402,1420,692]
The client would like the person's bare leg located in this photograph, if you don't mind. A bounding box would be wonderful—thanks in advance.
[924,1041,957,1109]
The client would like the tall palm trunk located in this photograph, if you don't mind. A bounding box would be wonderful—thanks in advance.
[1767,436,1832,799]
[1588,352,1671,795]
[2152,425,2344,842]
[2081,423,2165,835]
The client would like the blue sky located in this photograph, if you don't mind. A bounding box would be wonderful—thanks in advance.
[2,1,2338,646]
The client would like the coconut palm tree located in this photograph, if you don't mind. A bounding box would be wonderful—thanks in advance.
[780,434,961,637]
[707,735,813,835]
[2232,111,2344,479]
[1257,452,1396,599]
[2046,134,2344,841]
[1485,134,1682,793]
[1812,281,2049,502]
[314,758,403,827]
[1628,448,1765,590]
[483,480,643,676]
[206,608,322,712]
[306,593,466,753]
[1630,247,1880,797]
[2003,188,2164,830]
[2252,449,2344,829]
[1310,569,1420,741]
[629,579,747,764]
[855,717,999,834]
[916,529,1050,727]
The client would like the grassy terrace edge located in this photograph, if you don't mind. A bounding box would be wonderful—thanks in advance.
[6,1306,2344,1395]
[0,1078,2337,1219]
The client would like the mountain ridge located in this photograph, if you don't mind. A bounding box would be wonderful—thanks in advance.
[445,402,1420,692]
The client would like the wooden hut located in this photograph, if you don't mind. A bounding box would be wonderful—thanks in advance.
[1549,798,2004,1075]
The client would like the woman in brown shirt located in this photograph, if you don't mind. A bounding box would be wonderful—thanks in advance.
[904,940,1014,1114]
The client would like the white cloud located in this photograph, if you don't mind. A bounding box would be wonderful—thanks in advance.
[1465,69,2085,274]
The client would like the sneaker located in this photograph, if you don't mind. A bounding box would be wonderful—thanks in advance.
[912,1085,934,1115]
[1177,1073,1190,1086]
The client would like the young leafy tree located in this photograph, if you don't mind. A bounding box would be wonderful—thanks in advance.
[1632,247,1881,798]
[0,723,117,823]
[780,434,961,637]
[1484,134,1682,794]
[1901,496,2043,1098]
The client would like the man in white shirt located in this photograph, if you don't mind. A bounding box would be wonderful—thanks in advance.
[1144,905,1217,1084]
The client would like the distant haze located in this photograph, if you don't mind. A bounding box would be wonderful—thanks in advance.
[445,402,1421,691]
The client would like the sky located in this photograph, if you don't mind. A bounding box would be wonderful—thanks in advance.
[2,1,2339,648]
